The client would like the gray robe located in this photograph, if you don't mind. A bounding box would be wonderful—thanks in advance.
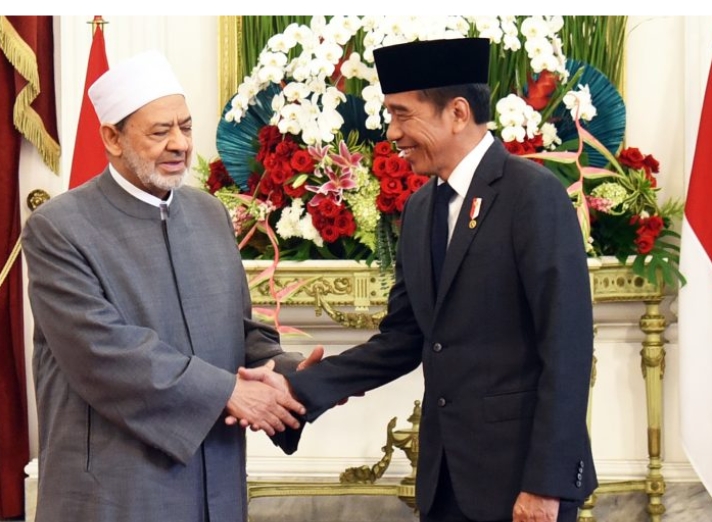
[22,169,301,522]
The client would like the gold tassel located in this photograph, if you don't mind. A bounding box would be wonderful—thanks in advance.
[0,16,61,174]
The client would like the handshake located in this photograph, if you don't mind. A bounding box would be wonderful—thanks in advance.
[223,346,325,435]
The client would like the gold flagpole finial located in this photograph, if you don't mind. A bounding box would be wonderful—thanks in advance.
[88,16,107,35]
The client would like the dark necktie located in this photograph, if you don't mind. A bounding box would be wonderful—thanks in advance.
[431,182,455,291]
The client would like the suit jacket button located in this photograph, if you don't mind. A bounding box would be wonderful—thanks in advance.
[437,397,447,407]
[579,460,585,468]
[575,480,582,488]
[433,343,442,353]
[577,473,583,480]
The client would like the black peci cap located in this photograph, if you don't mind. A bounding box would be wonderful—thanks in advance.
[373,38,490,95]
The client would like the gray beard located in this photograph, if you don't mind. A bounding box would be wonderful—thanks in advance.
[123,146,188,193]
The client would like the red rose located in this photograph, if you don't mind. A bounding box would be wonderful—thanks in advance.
[504,140,526,155]
[318,198,341,219]
[290,150,315,173]
[380,177,404,196]
[395,190,412,212]
[334,210,356,236]
[259,175,276,195]
[258,125,282,150]
[376,193,397,213]
[263,154,278,170]
[385,156,408,177]
[528,134,544,150]
[275,139,298,157]
[644,215,665,235]
[374,141,394,156]
[284,180,307,198]
[618,147,646,170]
[634,233,655,255]
[372,156,388,178]
[308,207,328,230]
[643,154,660,174]
[268,188,287,209]
[319,224,340,243]
[406,174,429,193]
[268,160,293,184]
[205,159,234,194]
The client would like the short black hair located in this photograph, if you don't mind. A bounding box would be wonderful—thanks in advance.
[418,83,491,125]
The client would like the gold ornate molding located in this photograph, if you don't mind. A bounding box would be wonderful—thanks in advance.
[588,257,663,303]
[245,257,667,329]
[244,260,393,329]
[217,16,242,113]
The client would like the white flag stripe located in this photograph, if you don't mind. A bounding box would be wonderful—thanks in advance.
[679,217,712,494]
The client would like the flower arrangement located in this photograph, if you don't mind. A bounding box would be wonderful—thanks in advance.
[200,15,682,287]
[584,146,684,285]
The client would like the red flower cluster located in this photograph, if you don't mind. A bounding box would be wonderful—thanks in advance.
[503,134,545,163]
[251,125,360,245]
[630,214,664,255]
[249,126,314,208]
[618,147,660,187]
[306,198,356,243]
[372,141,429,214]
[205,158,235,194]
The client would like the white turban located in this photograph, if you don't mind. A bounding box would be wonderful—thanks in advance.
[88,50,185,124]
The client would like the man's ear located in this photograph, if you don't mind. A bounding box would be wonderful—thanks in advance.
[450,97,472,133]
[100,123,122,157]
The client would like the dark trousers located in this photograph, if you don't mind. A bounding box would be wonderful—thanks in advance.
[420,457,579,522]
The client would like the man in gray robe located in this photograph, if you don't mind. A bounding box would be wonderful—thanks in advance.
[22,50,308,522]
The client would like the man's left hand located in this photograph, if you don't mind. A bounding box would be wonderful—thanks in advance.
[227,346,325,428]
[512,491,560,522]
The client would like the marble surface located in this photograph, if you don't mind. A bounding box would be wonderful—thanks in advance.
[13,478,712,521]
[247,483,712,522]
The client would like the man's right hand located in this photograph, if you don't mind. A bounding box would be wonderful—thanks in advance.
[224,361,306,436]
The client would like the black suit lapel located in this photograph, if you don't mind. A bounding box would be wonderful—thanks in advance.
[434,141,507,314]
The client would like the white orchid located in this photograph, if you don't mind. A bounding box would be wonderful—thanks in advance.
[267,33,297,53]
[564,84,598,122]
[495,94,544,143]
[225,16,571,144]
[540,122,562,149]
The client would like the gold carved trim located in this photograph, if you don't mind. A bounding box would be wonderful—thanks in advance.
[245,260,392,307]
[588,257,663,303]
[245,257,665,329]
[217,16,242,113]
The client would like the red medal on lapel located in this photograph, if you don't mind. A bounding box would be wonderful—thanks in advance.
[469,197,482,229]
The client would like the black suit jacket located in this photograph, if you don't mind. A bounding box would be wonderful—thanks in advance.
[288,139,597,520]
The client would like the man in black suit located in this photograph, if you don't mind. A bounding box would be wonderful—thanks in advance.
[243,38,597,522]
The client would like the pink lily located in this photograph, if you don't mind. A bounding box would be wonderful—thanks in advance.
[329,140,364,174]
[305,165,357,205]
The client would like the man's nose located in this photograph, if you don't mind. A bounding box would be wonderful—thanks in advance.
[386,120,401,142]
[167,127,190,151]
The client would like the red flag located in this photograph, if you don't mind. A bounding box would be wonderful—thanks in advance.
[69,16,109,189]
[679,54,712,495]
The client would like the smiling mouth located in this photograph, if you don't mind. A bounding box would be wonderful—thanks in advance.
[398,146,415,158]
